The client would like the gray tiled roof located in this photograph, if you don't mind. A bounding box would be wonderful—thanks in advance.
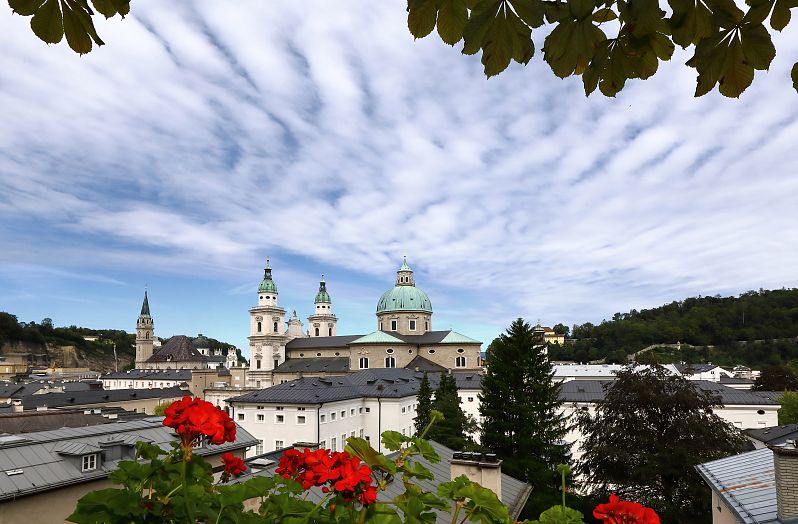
[0,383,45,399]
[147,335,207,363]
[228,369,482,405]
[101,369,193,380]
[273,357,350,373]
[285,335,363,350]
[16,387,187,410]
[0,417,258,501]
[745,424,798,446]
[558,380,779,405]
[696,448,778,523]
[405,356,447,372]
[237,440,530,523]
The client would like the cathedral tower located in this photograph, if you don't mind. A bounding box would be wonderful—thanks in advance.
[248,258,287,386]
[135,291,154,367]
[307,275,337,337]
[376,257,433,335]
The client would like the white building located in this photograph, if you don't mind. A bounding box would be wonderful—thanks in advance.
[227,369,482,457]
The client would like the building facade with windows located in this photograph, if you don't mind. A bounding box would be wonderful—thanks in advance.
[228,368,483,457]
[246,257,482,388]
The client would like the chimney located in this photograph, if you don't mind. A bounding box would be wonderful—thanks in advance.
[10,398,22,413]
[450,451,502,498]
[292,441,320,452]
[769,440,798,522]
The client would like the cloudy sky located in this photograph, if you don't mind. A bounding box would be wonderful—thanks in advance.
[1,1,798,353]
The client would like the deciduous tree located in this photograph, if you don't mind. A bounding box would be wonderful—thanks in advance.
[8,0,798,97]
[576,365,750,523]
[777,390,798,424]
[754,364,798,391]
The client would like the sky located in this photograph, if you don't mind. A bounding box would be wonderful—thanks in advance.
[1,1,798,355]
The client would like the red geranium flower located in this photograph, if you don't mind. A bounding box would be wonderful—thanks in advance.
[593,495,660,524]
[162,396,237,453]
[276,447,377,505]
[221,452,247,476]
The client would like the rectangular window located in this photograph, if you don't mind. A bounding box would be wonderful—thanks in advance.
[276,414,285,423]
[359,407,363,414]
[297,407,306,411]
[275,440,284,449]
[320,414,326,423]
[402,407,406,413]
[257,405,264,409]
[320,440,326,448]
[350,431,355,437]
[341,410,346,418]
[409,320,416,331]
[331,412,336,421]
[257,414,265,422]
[255,440,263,455]
[82,454,97,472]
[365,407,370,413]
[341,434,346,445]
[359,429,364,438]
[297,416,306,424]
[237,413,245,421]
[331,438,337,451]
[276,406,284,411]
[391,320,397,331]
[350,409,355,416]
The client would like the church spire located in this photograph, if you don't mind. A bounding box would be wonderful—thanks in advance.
[258,257,278,294]
[315,274,331,304]
[396,256,415,286]
[140,290,151,317]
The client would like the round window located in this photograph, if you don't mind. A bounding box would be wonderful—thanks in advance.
[581,406,589,411]
[409,349,413,353]
[457,348,464,353]
[299,353,304,357]
[334,352,340,356]
[428,349,436,354]
[757,409,766,415]
[386,348,394,354]
[317,352,322,357]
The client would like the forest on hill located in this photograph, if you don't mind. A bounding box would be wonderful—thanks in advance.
[547,289,798,368]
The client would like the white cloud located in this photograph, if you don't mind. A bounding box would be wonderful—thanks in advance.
[1,0,798,339]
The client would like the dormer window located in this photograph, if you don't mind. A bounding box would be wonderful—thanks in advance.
[82,454,97,472]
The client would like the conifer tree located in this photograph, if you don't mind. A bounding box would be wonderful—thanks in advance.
[428,373,474,451]
[480,318,566,510]
[414,372,433,435]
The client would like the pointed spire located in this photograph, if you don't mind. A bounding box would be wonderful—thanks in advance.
[258,258,278,293]
[399,255,412,272]
[140,290,151,316]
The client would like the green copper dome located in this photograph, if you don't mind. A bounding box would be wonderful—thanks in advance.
[376,286,432,314]
[258,260,278,294]
[315,277,331,304]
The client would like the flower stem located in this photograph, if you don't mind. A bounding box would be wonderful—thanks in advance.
[181,448,195,522]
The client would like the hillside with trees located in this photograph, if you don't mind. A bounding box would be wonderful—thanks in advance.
[0,312,245,372]
[547,288,798,368]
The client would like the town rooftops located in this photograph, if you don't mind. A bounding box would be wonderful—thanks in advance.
[559,380,780,405]
[745,424,798,446]
[100,369,192,381]
[0,417,258,501]
[696,448,778,523]
[228,369,482,405]
[236,440,530,523]
[146,335,207,363]
[2,386,187,411]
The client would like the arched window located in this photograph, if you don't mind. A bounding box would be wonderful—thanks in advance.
[455,356,466,368]
[145,331,149,339]
[257,322,262,333]
[273,322,278,332]
[385,356,395,368]
[274,359,279,368]
[359,357,369,369]
[328,328,333,336]
[315,327,320,336]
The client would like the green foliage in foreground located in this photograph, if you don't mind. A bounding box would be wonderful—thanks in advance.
[8,0,798,97]
[67,420,591,524]
[777,391,798,424]
[406,0,797,97]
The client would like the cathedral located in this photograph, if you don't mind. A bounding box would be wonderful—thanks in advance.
[246,257,482,388]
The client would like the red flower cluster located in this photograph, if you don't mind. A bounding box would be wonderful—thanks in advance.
[222,452,247,476]
[162,396,237,447]
[276,448,377,505]
[593,495,660,524]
